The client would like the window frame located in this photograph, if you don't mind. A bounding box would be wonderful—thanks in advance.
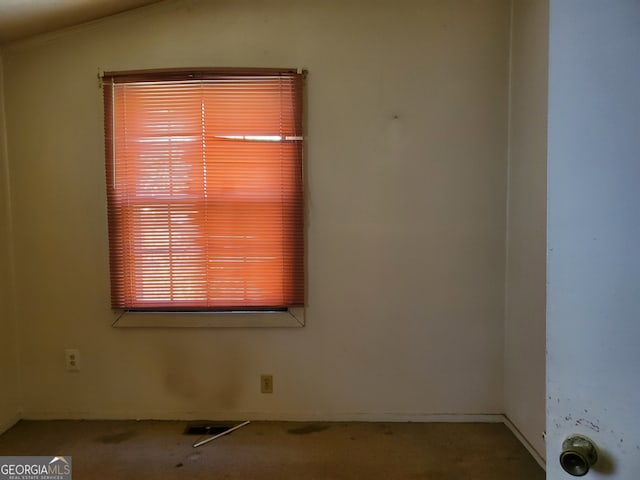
[111,307,305,328]
[102,67,306,327]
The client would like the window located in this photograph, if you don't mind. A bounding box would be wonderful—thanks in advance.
[103,68,304,318]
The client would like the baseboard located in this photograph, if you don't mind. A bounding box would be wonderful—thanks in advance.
[21,410,505,424]
[0,414,20,436]
[502,415,546,471]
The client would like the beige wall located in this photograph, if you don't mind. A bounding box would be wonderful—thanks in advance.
[2,0,510,421]
[504,0,547,460]
[0,53,21,433]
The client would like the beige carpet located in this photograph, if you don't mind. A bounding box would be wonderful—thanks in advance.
[0,420,544,479]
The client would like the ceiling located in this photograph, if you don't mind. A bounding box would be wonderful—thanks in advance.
[0,0,163,45]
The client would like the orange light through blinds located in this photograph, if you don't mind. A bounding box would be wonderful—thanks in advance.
[103,69,304,311]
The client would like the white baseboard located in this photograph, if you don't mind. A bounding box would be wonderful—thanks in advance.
[21,410,505,424]
[0,414,20,436]
[503,415,546,471]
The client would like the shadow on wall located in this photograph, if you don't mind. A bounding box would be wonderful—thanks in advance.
[161,343,249,411]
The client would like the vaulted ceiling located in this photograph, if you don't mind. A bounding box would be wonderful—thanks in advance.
[0,0,163,45]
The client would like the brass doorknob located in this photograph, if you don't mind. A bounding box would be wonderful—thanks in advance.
[560,435,598,476]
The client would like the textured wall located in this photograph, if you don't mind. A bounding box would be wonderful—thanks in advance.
[0,54,20,433]
[504,0,548,460]
[3,0,510,421]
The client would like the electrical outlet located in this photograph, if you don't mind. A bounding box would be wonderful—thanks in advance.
[260,374,273,394]
[65,349,80,372]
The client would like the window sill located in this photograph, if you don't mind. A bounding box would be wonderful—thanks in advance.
[112,308,305,328]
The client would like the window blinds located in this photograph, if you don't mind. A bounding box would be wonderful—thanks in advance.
[103,69,304,311]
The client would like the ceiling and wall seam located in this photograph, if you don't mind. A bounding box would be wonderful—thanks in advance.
[0,0,166,49]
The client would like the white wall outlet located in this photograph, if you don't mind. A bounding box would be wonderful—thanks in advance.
[260,374,273,394]
[65,349,80,372]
